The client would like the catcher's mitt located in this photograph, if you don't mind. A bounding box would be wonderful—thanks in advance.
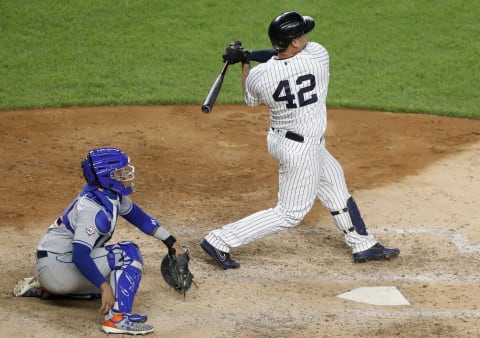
[161,247,194,296]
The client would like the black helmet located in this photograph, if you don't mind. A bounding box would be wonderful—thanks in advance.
[268,11,315,51]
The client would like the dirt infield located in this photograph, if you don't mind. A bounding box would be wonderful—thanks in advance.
[1,105,479,337]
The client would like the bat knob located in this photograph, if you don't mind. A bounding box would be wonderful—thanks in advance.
[201,105,212,113]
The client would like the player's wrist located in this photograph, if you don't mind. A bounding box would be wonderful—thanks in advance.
[241,50,251,64]
[162,235,176,250]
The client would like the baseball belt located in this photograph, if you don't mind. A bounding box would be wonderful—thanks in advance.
[36,250,49,259]
[271,127,304,143]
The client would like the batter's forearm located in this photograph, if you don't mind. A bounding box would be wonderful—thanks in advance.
[248,49,278,63]
[242,62,250,94]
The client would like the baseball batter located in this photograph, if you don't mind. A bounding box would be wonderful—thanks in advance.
[201,11,400,269]
[13,147,190,335]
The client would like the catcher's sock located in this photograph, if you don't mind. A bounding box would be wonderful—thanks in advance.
[102,312,154,335]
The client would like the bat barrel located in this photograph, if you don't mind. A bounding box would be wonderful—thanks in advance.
[200,61,229,114]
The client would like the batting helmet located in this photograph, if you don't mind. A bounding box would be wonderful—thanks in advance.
[81,147,135,195]
[268,11,315,51]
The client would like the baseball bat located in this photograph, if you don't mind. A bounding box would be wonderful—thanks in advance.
[201,60,230,113]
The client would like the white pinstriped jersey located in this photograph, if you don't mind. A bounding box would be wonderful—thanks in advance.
[205,40,378,254]
[244,42,329,138]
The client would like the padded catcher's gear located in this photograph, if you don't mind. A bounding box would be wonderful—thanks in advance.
[81,147,135,195]
[160,247,193,295]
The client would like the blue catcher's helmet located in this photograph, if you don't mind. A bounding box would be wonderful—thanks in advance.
[81,147,135,195]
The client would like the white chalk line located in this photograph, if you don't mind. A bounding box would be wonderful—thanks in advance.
[291,226,480,255]
[291,226,480,282]
[182,226,480,282]
[347,309,480,319]
[325,272,480,282]
[374,227,480,255]
[186,226,480,320]
[292,309,480,320]
[230,268,480,283]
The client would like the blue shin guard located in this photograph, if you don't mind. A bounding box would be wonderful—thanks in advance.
[107,241,144,314]
[347,197,368,235]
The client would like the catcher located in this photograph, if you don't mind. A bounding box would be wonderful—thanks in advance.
[13,147,193,335]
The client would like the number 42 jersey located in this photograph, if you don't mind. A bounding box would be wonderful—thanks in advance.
[244,42,329,139]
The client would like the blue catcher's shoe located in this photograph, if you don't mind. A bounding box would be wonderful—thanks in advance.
[353,243,400,263]
[102,312,153,335]
[200,239,240,269]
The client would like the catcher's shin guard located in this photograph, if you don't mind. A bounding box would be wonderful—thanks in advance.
[106,241,144,313]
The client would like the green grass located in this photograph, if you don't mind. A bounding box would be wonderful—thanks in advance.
[0,0,478,118]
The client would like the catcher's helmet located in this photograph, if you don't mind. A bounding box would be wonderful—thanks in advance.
[81,147,135,195]
[268,11,315,51]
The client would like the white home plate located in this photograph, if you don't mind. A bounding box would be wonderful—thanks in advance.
[337,286,410,306]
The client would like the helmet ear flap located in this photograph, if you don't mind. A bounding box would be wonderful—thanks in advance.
[82,155,99,186]
[303,16,315,34]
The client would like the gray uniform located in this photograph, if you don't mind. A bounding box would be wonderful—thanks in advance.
[36,193,128,294]
[36,188,171,300]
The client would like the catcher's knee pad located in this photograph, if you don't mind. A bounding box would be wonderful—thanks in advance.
[106,241,144,270]
[106,241,143,313]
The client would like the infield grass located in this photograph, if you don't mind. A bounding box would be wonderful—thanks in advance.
[0,0,478,118]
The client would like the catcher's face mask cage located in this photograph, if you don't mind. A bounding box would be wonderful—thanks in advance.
[82,147,135,195]
[110,164,135,192]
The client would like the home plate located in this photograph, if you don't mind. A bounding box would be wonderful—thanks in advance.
[337,286,410,306]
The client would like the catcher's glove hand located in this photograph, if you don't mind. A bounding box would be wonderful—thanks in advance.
[161,247,194,296]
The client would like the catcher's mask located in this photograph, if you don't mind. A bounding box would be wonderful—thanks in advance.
[268,11,315,51]
[81,147,135,195]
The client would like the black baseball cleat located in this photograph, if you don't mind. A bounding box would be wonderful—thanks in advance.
[353,243,400,263]
[200,239,240,269]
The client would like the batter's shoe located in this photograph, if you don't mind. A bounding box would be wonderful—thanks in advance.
[102,312,153,335]
[13,276,52,299]
[353,243,400,263]
[200,239,240,269]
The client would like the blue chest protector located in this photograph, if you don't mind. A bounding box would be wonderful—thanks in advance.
[61,184,117,235]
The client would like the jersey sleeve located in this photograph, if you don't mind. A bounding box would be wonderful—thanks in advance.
[248,49,277,63]
[244,65,266,106]
[118,195,133,215]
[304,42,329,66]
[72,242,107,288]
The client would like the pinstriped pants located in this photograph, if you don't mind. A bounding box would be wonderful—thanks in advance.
[206,128,375,253]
